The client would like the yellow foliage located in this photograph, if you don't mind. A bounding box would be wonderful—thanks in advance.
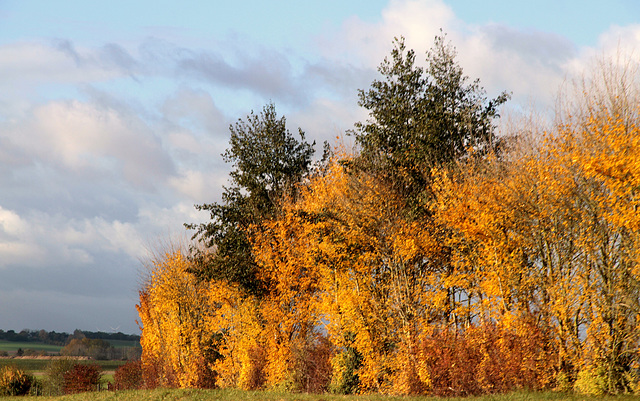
[137,250,215,388]
[204,280,265,390]
[434,106,640,392]
[137,91,640,395]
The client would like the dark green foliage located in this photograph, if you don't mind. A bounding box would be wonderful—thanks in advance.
[188,103,315,295]
[0,365,33,396]
[354,33,509,208]
[330,334,362,395]
[62,363,102,394]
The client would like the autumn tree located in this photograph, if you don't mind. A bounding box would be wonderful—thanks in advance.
[351,32,510,331]
[187,103,315,295]
[557,56,640,393]
[259,154,447,394]
[137,247,218,388]
[433,54,640,394]
[135,34,640,397]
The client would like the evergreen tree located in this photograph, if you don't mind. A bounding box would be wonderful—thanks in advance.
[355,33,509,209]
[187,103,315,295]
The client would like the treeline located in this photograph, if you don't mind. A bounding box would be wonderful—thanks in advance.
[137,34,640,396]
[0,329,140,346]
[60,338,141,360]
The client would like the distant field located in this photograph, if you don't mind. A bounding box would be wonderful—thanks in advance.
[0,341,61,354]
[106,340,140,348]
[0,358,126,373]
[0,339,139,354]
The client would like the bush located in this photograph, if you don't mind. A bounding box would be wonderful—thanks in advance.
[419,322,556,396]
[0,365,33,396]
[278,336,333,393]
[44,358,77,395]
[329,345,362,394]
[574,366,607,396]
[62,363,102,394]
[114,360,143,390]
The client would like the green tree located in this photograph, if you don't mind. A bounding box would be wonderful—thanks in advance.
[354,33,509,208]
[187,103,315,295]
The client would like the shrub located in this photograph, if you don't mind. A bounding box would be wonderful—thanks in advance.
[419,322,556,396]
[62,363,102,394]
[279,336,333,393]
[114,360,143,390]
[624,370,640,394]
[243,345,266,390]
[574,366,607,395]
[0,365,33,396]
[44,358,77,395]
[329,345,362,394]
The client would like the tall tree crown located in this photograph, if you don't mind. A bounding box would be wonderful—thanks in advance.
[355,34,510,203]
[187,103,315,294]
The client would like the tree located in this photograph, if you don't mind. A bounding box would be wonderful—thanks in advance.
[433,55,640,393]
[137,249,219,388]
[354,33,509,208]
[187,103,315,295]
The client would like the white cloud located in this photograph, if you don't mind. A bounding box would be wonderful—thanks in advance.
[317,0,455,68]
[2,0,639,334]
[137,201,211,242]
[596,24,640,61]
[6,99,175,189]
[0,206,27,237]
[0,207,147,269]
[315,0,640,117]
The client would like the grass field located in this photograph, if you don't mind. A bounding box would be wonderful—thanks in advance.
[106,340,140,348]
[1,388,640,401]
[0,339,139,354]
[0,341,61,354]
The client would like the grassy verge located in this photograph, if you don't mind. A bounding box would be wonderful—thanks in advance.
[1,388,640,401]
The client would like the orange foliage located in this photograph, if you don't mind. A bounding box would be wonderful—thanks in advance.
[137,64,640,395]
[136,250,216,388]
[435,108,640,392]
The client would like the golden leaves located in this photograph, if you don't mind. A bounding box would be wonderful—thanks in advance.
[137,250,214,388]
[137,105,640,395]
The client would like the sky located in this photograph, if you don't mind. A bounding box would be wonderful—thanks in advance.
[0,0,639,335]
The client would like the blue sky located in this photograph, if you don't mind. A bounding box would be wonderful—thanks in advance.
[0,0,639,335]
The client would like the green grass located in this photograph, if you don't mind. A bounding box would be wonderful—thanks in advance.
[0,340,61,353]
[1,388,640,401]
[106,340,140,348]
[0,358,49,372]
